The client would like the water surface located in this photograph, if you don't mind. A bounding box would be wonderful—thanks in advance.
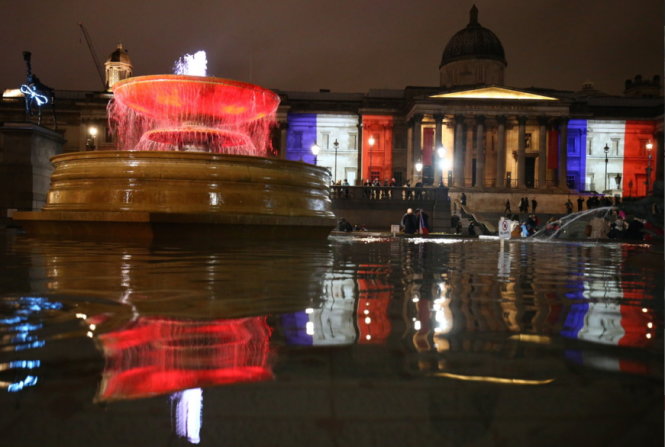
[0,229,662,446]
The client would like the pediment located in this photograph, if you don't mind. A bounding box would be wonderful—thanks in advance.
[430,86,558,101]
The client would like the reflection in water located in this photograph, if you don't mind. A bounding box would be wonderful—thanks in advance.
[97,316,272,401]
[0,231,662,446]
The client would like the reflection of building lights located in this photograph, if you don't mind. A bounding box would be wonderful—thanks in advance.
[305,321,314,335]
[432,372,555,385]
[433,297,452,334]
[171,388,203,444]
[508,334,553,344]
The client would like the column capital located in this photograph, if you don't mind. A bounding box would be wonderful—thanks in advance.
[475,115,485,125]
[454,114,466,124]
[495,115,507,124]
[433,114,444,122]
[537,116,549,126]
[517,115,528,125]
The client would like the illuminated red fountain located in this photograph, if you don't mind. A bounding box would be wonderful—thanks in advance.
[109,71,280,155]
[13,51,336,241]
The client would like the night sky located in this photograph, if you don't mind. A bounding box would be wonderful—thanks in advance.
[1,0,662,95]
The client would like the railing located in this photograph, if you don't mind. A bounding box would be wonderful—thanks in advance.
[330,185,445,201]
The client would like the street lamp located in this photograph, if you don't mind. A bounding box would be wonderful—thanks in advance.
[333,139,339,183]
[311,143,320,165]
[368,135,375,180]
[437,145,445,185]
[415,161,423,182]
[86,126,98,150]
[646,141,653,195]
[603,143,609,192]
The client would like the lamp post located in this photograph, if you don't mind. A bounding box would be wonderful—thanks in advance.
[603,143,609,192]
[646,141,653,195]
[415,161,423,183]
[311,143,320,166]
[333,139,339,183]
[86,126,98,150]
[368,135,375,181]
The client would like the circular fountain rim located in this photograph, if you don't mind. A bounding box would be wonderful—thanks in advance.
[49,150,333,174]
[112,74,281,121]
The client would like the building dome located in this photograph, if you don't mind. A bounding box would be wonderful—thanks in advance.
[440,6,506,67]
[106,43,131,65]
[439,5,507,87]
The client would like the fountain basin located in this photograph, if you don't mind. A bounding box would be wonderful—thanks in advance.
[13,151,336,241]
[113,75,279,123]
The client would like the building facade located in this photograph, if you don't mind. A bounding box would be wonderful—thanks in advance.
[2,7,662,200]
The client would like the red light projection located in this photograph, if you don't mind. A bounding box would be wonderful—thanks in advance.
[362,116,393,181]
[110,75,280,156]
[97,316,272,401]
[623,121,656,197]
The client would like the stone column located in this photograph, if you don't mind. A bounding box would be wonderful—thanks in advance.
[474,115,485,188]
[357,117,363,184]
[279,121,288,160]
[538,117,548,189]
[434,114,443,183]
[558,118,569,189]
[495,116,506,188]
[517,116,527,188]
[453,115,465,187]
[412,114,422,183]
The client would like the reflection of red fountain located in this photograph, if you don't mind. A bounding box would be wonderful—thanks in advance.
[110,75,280,156]
[96,316,272,401]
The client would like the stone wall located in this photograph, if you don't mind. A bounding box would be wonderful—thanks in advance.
[0,123,65,222]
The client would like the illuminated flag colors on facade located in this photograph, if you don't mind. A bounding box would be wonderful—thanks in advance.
[566,119,656,196]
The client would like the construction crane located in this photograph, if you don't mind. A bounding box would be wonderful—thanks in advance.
[78,23,106,90]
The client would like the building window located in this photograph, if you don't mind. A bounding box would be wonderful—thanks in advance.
[322,133,330,149]
[348,133,357,150]
[611,138,620,155]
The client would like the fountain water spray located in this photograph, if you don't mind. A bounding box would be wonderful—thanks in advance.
[173,50,208,76]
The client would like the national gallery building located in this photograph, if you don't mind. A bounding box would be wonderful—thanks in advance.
[2,6,662,201]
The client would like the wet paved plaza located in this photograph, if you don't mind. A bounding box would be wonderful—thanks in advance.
[0,229,662,446]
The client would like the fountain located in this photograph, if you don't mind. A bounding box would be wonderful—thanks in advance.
[13,52,336,240]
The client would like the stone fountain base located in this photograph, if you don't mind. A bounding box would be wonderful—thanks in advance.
[13,151,337,241]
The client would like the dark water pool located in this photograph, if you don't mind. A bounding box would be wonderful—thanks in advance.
[0,229,662,446]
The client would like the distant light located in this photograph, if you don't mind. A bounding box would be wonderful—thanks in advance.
[305,321,314,335]
[365,334,372,340]
[2,88,23,98]
[415,162,423,172]
[364,317,371,324]
[311,143,320,156]
[646,333,652,339]
[88,126,98,137]
[647,322,653,328]
[414,320,421,331]
[368,136,376,146]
